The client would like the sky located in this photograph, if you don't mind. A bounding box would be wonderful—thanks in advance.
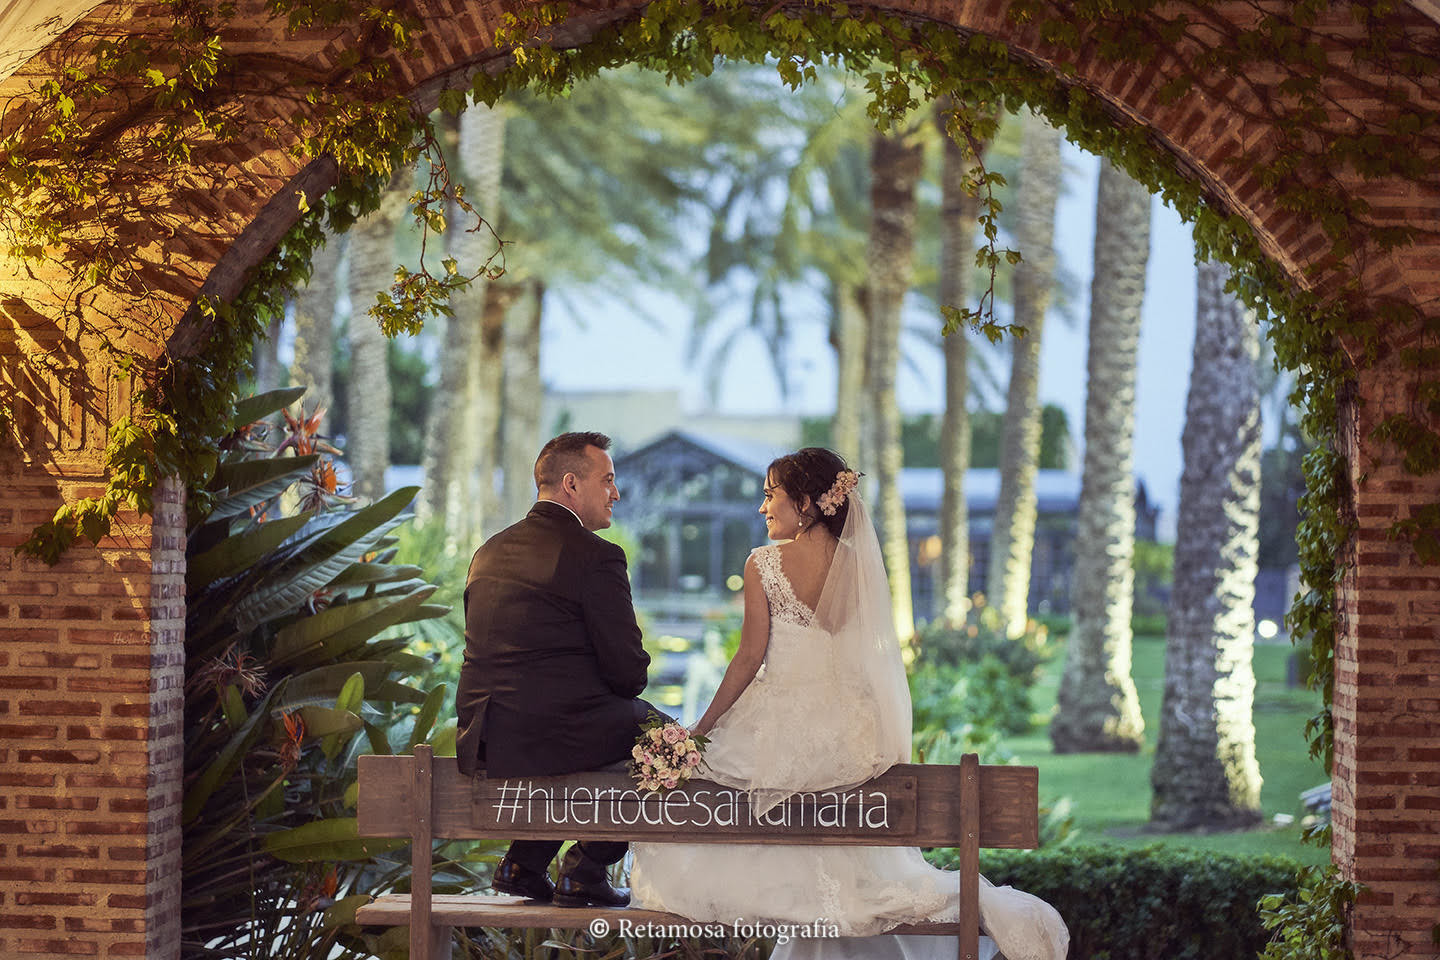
[541,140,1204,541]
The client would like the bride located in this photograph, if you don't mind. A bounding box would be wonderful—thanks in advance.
[629,448,1069,960]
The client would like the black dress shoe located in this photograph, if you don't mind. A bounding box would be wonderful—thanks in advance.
[553,873,631,908]
[492,858,555,902]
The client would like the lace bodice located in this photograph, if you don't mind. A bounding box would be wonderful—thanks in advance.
[751,545,818,628]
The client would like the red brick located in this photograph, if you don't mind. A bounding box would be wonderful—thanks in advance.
[16,938,97,955]
[13,893,98,907]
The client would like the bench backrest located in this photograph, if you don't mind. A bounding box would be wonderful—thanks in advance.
[358,748,1038,848]
[356,747,1034,960]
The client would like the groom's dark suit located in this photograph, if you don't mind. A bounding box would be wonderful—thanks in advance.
[456,499,653,879]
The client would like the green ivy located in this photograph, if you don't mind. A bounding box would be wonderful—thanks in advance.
[4,5,1440,953]
[1258,862,1363,960]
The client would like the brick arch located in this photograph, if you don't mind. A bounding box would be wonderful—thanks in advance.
[1,3,1437,958]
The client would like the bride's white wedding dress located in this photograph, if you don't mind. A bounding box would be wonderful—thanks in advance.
[630,543,1069,960]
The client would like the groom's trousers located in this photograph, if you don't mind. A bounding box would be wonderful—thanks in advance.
[503,701,672,881]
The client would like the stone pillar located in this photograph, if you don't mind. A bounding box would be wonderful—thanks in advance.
[0,397,184,956]
[1332,347,1440,960]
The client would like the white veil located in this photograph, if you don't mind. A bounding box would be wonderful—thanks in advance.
[739,492,913,815]
[812,492,913,768]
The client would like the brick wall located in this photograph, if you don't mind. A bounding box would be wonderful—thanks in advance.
[0,453,184,958]
[0,1,1438,958]
[1334,348,1440,960]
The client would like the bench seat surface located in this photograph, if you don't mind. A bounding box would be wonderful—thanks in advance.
[356,894,964,936]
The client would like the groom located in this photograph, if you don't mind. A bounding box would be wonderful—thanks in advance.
[455,431,655,908]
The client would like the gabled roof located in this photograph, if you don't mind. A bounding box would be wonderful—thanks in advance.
[615,429,789,477]
[615,430,1084,513]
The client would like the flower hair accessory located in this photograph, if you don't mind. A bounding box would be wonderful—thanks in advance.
[817,470,861,516]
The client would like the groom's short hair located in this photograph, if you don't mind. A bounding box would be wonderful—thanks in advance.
[534,431,612,491]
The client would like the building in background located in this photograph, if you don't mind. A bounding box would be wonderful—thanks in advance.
[614,430,1161,624]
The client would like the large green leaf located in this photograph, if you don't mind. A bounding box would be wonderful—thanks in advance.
[327,562,424,588]
[232,386,306,429]
[232,520,401,630]
[393,602,452,625]
[276,662,394,710]
[261,816,406,863]
[230,487,419,629]
[269,587,437,667]
[285,705,362,740]
[205,455,319,522]
[187,513,312,590]
[183,683,283,825]
[407,683,448,751]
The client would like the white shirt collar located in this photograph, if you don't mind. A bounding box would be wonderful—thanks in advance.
[537,498,584,526]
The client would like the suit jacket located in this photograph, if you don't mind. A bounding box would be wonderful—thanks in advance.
[455,500,651,777]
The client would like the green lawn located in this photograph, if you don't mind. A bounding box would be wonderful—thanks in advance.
[1003,634,1330,865]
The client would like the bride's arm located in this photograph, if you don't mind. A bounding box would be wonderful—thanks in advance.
[691,553,770,737]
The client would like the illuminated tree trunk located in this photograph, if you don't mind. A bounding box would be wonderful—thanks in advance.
[987,113,1060,637]
[500,279,544,528]
[1052,160,1151,753]
[345,179,407,500]
[831,282,866,468]
[475,281,517,537]
[867,128,923,642]
[418,103,505,540]
[290,230,341,425]
[936,107,986,627]
[1150,258,1264,829]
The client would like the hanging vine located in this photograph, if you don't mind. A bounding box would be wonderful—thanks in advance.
[3,9,1439,947]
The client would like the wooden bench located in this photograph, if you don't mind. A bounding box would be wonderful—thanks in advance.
[356,745,1039,960]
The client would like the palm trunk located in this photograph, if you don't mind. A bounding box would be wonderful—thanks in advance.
[345,179,408,500]
[289,230,341,426]
[831,282,866,467]
[936,105,989,627]
[867,128,923,642]
[251,315,283,393]
[1052,160,1151,753]
[987,114,1060,638]
[1150,258,1264,829]
[417,103,506,539]
[475,281,518,538]
[500,279,544,527]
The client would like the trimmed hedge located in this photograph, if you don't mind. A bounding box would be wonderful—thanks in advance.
[930,843,1303,960]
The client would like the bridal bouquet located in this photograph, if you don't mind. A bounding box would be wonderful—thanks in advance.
[631,714,707,793]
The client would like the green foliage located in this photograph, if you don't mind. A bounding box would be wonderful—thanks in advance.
[8,6,1440,953]
[1131,538,1173,625]
[1258,864,1362,960]
[925,843,1305,960]
[182,388,452,959]
[910,596,1057,760]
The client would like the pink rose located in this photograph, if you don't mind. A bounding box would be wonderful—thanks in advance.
[661,777,679,790]
[662,724,685,744]
[686,751,702,767]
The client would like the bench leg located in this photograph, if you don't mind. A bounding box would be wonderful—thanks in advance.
[432,924,454,960]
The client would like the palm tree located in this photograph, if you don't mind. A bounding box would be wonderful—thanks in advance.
[934,100,996,626]
[345,174,408,500]
[1051,160,1152,753]
[500,279,544,527]
[987,112,1062,637]
[1149,257,1264,830]
[289,230,342,426]
[831,282,866,466]
[867,122,926,642]
[417,103,506,540]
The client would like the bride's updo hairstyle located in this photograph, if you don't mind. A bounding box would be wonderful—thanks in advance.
[766,447,853,539]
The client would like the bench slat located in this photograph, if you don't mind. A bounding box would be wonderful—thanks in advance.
[357,755,1038,848]
[356,894,966,937]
